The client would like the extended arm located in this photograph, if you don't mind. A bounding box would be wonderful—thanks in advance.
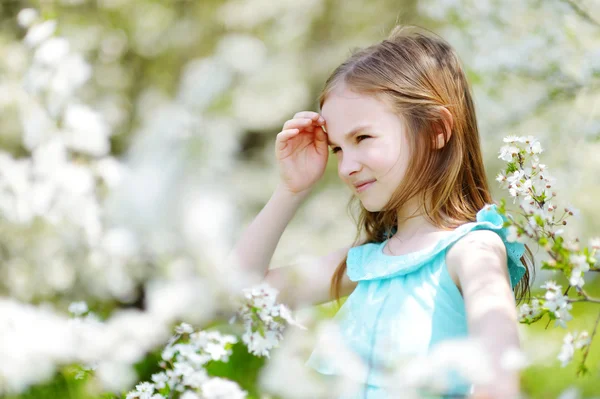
[447,230,522,399]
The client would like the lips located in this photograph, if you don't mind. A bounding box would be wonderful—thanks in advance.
[354,179,376,192]
[354,179,376,188]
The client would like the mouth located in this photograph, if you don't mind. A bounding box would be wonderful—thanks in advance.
[355,180,376,193]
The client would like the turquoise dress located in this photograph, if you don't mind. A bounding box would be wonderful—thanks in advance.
[306,204,526,398]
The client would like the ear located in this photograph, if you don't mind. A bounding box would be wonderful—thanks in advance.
[433,107,453,150]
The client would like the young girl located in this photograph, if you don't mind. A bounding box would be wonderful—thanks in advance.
[232,26,533,399]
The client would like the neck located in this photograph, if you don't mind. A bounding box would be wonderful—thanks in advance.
[393,196,442,241]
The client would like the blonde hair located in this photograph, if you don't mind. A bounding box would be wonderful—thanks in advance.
[320,26,533,305]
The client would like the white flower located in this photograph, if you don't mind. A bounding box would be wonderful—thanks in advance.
[279,304,307,330]
[569,254,590,288]
[506,225,527,243]
[237,282,301,358]
[570,254,590,272]
[518,299,541,322]
[517,135,536,144]
[215,34,267,75]
[182,369,208,389]
[17,8,39,28]
[62,104,111,157]
[540,281,573,328]
[51,53,92,99]
[161,345,177,361]
[201,377,247,399]
[95,157,126,188]
[541,280,561,293]
[34,38,70,66]
[589,237,600,250]
[243,330,277,357]
[557,331,590,367]
[527,140,543,155]
[554,304,574,329]
[151,372,168,389]
[175,322,194,335]
[101,227,139,259]
[557,333,575,367]
[172,361,195,378]
[517,304,532,322]
[126,382,156,399]
[574,331,590,349]
[569,269,585,288]
[503,135,520,143]
[68,301,88,317]
[136,382,155,393]
[506,170,526,197]
[204,340,229,361]
[24,20,57,47]
[498,145,519,162]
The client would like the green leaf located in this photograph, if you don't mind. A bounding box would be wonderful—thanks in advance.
[506,162,519,174]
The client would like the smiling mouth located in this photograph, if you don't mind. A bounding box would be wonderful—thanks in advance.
[356,181,375,192]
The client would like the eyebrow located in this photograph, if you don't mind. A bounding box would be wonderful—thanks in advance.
[326,124,373,147]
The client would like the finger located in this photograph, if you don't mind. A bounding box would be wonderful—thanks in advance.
[293,111,325,125]
[277,128,300,140]
[276,128,300,144]
[314,125,327,144]
[283,118,315,130]
[276,128,301,153]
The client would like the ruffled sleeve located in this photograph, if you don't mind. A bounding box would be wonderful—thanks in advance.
[345,204,527,290]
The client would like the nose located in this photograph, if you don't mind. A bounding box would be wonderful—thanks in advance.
[338,151,362,180]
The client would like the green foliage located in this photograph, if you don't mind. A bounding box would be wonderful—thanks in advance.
[521,303,600,398]
[3,371,89,399]
[204,341,266,398]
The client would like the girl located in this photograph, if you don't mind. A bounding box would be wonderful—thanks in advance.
[232,26,533,398]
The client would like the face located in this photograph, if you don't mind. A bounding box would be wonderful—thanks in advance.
[321,83,411,212]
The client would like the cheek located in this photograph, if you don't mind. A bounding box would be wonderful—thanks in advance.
[368,145,403,176]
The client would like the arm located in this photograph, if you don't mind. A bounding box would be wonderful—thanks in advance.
[229,183,309,280]
[229,111,326,282]
[447,230,522,399]
[229,111,352,309]
[228,184,356,309]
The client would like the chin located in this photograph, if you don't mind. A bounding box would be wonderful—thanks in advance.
[360,201,383,213]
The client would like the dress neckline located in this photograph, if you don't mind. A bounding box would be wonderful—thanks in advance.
[379,229,462,259]
[346,204,527,288]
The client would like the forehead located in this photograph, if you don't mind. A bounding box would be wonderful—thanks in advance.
[321,84,397,144]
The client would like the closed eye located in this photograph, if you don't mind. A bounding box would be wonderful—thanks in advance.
[330,135,371,154]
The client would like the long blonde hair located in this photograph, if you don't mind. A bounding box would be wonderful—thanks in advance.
[320,26,533,305]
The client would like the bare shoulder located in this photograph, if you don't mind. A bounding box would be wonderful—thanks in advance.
[448,229,506,256]
[446,229,508,292]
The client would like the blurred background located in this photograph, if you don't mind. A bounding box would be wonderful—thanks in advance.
[0,0,599,398]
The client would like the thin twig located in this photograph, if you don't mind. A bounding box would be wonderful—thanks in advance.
[578,309,600,376]
[568,297,600,304]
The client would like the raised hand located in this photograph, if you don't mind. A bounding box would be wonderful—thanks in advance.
[275,111,328,196]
